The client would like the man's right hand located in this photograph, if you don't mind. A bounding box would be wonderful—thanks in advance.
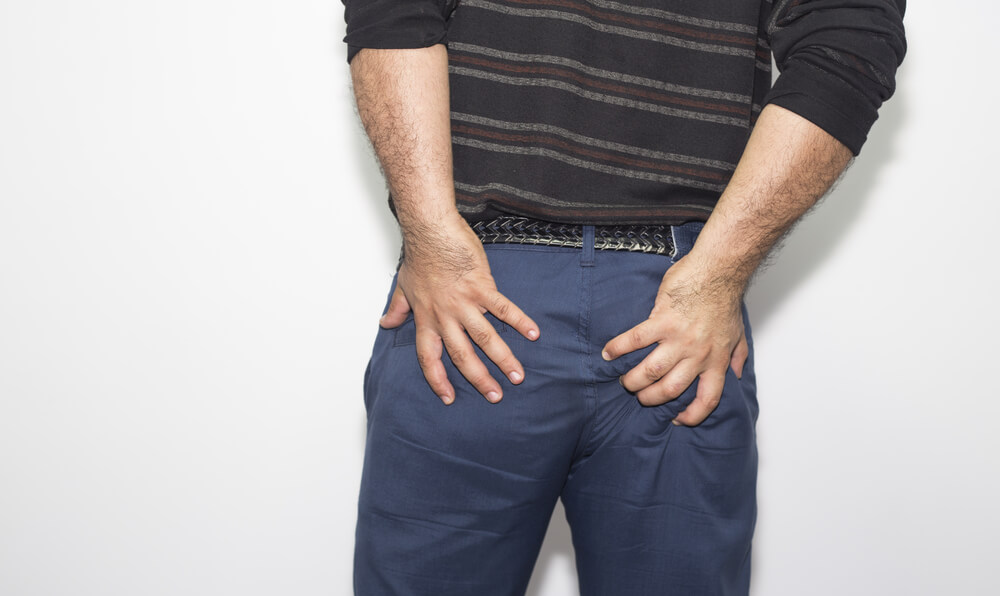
[379,210,540,405]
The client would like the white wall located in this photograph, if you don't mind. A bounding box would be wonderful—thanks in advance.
[0,2,996,595]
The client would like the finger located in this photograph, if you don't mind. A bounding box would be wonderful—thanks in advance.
[602,319,659,361]
[379,283,412,328]
[620,344,679,395]
[415,327,455,405]
[672,368,726,426]
[440,323,504,403]
[486,290,539,341]
[462,313,525,385]
[636,358,700,407]
[730,335,749,379]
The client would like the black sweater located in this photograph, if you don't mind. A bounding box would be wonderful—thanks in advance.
[343,0,906,225]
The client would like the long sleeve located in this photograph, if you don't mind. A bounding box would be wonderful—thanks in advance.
[342,0,459,64]
[762,0,907,155]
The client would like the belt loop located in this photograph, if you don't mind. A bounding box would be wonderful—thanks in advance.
[669,224,680,263]
[669,221,705,263]
[582,225,595,266]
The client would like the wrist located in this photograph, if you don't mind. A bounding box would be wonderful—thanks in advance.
[398,203,464,241]
[678,213,766,298]
[669,249,751,302]
[399,208,478,266]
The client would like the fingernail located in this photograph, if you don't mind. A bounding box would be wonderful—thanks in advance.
[440,395,452,405]
[486,391,501,403]
[528,329,538,340]
[509,371,522,383]
[671,419,682,426]
[618,375,625,387]
[601,350,611,361]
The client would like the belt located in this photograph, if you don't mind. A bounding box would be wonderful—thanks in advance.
[470,215,675,256]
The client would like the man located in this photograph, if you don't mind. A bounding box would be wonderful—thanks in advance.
[344,0,905,594]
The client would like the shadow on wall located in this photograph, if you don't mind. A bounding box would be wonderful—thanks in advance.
[746,70,911,331]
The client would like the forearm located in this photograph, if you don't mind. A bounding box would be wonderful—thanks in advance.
[683,103,854,297]
[349,45,462,255]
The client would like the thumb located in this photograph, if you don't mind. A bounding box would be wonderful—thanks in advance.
[379,284,411,328]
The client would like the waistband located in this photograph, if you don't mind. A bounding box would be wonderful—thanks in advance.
[395,214,706,268]
[471,215,675,256]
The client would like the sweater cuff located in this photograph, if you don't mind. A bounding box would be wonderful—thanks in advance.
[762,60,878,156]
[345,30,449,64]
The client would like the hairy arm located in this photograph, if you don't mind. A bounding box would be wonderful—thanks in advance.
[350,45,461,262]
[604,103,853,425]
[350,46,539,405]
[602,0,904,425]
[680,103,853,303]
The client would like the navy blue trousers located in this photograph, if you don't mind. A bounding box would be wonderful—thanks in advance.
[355,222,759,595]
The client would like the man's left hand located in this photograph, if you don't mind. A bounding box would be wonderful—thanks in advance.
[601,254,749,426]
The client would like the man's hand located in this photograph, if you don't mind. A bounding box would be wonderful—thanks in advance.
[349,46,540,404]
[601,104,853,426]
[380,210,540,405]
[602,253,748,426]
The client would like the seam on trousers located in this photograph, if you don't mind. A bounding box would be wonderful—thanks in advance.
[573,263,599,460]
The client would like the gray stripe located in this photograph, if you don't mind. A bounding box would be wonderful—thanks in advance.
[451,111,737,170]
[449,42,751,103]
[455,181,585,208]
[582,0,756,33]
[454,181,714,214]
[461,0,755,58]
[453,135,728,191]
[450,66,748,128]
[456,201,490,213]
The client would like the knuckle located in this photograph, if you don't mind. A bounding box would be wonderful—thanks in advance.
[690,343,711,361]
[629,327,645,347]
[497,353,519,372]
[710,355,731,372]
[415,351,435,369]
[449,347,470,367]
[470,326,493,347]
[642,360,668,382]
[492,296,511,319]
[427,377,446,393]
[663,380,686,397]
[470,373,494,390]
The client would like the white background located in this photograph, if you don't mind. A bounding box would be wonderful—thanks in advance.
[1,2,996,595]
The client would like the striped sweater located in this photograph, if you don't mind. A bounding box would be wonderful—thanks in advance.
[343,0,906,225]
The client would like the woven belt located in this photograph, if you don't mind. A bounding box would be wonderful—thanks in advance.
[470,215,675,256]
